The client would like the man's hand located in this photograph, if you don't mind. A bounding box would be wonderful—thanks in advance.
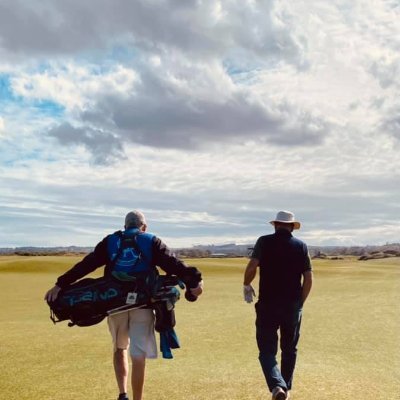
[44,285,61,303]
[243,258,258,304]
[243,284,256,303]
[190,280,204,297]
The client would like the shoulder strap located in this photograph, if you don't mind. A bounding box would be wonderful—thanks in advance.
[110,230,147,265]
[122,232,146,261]
[109,231,124,264]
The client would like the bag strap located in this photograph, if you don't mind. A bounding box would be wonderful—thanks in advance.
[109,231,150,282]
[110,230,145,263]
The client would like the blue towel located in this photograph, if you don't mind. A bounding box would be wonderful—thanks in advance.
[160,328,180,359]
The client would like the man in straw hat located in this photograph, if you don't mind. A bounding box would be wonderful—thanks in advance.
[243,211,313,400]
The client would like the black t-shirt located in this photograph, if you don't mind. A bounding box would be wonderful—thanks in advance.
[252,229,312,304]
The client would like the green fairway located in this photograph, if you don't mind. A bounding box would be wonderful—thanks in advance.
[0,256,399,399]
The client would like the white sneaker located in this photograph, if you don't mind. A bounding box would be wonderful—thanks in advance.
[271,387,287,400]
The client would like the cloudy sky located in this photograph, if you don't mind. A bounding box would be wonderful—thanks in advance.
[0,0,399,248]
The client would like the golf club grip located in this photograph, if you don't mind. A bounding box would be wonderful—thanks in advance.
[185,290,197,302]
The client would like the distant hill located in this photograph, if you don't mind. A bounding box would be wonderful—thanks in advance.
[1,242,399,259]
[308,243,400,259]
[0,246,93,256]
[176,242,400,259]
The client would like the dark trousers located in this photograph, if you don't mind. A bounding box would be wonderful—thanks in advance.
[255,300,302,392]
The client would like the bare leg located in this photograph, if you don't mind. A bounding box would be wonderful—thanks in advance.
[114,348,129,395]
[131,355,146,400]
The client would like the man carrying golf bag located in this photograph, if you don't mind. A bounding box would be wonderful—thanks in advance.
[45,210,203,400]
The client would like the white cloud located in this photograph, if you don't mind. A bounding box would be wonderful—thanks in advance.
[0,0,399,247]
[0,0,309,67]
[303,224,400,247]
[10,64,138,111]
[0,116,4,135]
[41,56,330,156]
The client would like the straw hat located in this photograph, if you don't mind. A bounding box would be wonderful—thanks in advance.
[269,210,301,230]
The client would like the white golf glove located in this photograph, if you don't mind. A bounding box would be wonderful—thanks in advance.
[243,285,256,303]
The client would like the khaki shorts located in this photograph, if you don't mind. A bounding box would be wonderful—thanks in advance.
[107,308,157,358]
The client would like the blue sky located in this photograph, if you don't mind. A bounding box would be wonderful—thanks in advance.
[0,0,399,248]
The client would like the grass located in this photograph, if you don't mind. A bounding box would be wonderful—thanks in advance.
[0,256,399,399]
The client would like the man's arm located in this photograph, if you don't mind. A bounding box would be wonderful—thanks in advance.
[152,237,203,297]
[301,246,313,305]
[44,237,109,302]
[243,257,259,286]
[243,258,259,303]
[301,270,313,304]
[152,237,189,276]
[55,238,108,288]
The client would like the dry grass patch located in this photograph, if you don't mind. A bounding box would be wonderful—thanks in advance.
[0,256,399,399]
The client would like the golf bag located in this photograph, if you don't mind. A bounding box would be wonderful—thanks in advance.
[47,271,182,327]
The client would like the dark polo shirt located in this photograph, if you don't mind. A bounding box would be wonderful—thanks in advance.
[251,229,312,304]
